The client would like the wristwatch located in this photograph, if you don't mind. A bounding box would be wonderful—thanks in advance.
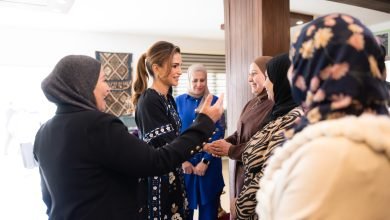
[201,158,210,165]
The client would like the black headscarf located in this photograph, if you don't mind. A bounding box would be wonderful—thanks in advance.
[264,53,298,124]
[41,55,102,110]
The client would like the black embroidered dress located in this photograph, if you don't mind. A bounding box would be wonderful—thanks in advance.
[135,88,188,220]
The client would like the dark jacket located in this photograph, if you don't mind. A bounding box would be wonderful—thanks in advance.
[33,104,214,220]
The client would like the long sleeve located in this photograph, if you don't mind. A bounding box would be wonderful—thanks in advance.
[90,113,215,177]
[39,168,52,215]
[213,112,225,141]
[33,105,217,219]
[228,142,247,161]
[176,94,225,163]
[203,111,226,161]
[225,131,238,146]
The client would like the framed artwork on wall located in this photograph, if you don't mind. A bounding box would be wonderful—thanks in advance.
[375,30,389,57]
[375,30,390,82]
[95,51,133,117]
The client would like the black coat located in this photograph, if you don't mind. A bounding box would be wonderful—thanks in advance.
[33,105,214,220]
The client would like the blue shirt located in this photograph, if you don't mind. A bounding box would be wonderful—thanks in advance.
[175,93,225,208]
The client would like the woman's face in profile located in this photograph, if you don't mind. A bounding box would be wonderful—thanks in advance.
[264,70,274,101]
[287,65,294,86]
[190,70,207,96]
[93,69,111,112]
[248,62,266,95]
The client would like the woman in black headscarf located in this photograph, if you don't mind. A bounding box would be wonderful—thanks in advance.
[233,53,303,220]
[33,55,224,220]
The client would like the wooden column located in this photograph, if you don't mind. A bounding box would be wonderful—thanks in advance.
[223,0,290,201]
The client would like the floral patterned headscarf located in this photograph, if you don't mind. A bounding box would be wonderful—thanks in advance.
[289,13,389,130]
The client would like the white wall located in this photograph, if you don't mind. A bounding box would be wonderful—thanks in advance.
[369,20,390,33]
[0,26,225,120]
[0,26,225,68]
[0,25,225,137]
[0,26,225,160]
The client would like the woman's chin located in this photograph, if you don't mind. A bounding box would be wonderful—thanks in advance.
[172,81,179,87]
[97,101,106,112]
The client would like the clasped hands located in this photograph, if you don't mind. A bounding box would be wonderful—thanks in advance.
[203,140,232,157]
[182,161,208,176]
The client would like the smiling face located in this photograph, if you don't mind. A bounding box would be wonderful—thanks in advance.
[190,70,207,96]
[248,62,266,95]
[154,52,183,87]
[93,69,111,111]
[264,70,274,101]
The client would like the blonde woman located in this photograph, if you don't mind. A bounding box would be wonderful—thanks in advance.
[175,64,225,220]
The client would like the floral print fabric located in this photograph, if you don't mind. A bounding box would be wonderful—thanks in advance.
[289,13,389,132]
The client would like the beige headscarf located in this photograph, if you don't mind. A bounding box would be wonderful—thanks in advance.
[253,56,272,76]
[187,63,210,112]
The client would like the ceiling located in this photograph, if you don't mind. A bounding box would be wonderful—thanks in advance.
[0,0,389,40]
[327,0,390,13]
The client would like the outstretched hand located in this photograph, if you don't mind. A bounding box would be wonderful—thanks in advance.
[209,139,231,156]
[199,93,224,123]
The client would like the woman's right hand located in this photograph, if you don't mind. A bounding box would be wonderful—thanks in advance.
[182,161,194,174]
[199,93,224,123]
[209,139,231,156]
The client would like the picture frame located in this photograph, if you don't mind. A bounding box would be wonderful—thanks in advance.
[375,30,390,58]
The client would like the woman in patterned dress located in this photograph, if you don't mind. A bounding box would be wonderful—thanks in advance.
[257,14,390,220]
[132,41,188,220]
[233,53,303,219]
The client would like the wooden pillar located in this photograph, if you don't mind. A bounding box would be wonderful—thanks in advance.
[223,0,290,201]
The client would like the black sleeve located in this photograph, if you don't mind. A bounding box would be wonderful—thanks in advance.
[39,168,52,215]
[34,126,52,215]
[90,113,215,177]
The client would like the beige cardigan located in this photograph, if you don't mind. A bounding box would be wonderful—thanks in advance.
[257,114,390,220]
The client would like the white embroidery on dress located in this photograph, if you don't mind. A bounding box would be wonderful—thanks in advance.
[143,124,175,143]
